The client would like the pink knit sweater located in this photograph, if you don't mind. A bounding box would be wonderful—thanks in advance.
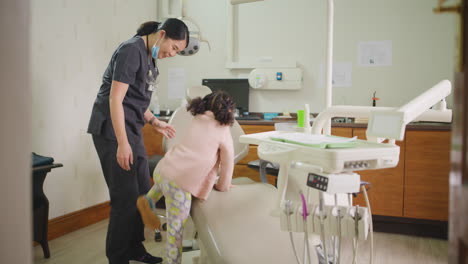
[156,111,234,200]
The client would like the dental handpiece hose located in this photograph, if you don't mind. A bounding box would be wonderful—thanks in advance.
[335,194,341,264]
[352,205,359,264]
[303,220,311,264]
[285,200,303,264]
[300,191,311,264]
[362,185,374,264]
[319,192,329,264]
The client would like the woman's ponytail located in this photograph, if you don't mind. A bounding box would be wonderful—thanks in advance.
[136,21,161,36]
[136,19,189,48]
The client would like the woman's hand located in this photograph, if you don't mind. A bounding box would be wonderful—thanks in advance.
[117,142,133,171]
[152,120,176,139]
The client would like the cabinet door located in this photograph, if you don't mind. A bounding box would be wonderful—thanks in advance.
[241,124,276,135]
[404,130,451,221]
[142,123,164,156]
[331,127,353,138]
[352,128,405,217]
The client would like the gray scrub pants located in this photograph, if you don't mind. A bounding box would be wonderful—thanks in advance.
[92,135,151,264]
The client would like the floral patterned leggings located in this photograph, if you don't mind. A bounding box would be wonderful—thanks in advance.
[146,172,192,264]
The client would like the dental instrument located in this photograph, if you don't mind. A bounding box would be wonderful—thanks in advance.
[285,199,303,264]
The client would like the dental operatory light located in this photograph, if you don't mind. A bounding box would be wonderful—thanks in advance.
[178,35,200,56]
[178,29,211,56]
[176,0,211,56]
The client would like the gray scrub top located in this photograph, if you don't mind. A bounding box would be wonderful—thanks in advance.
[87,36,158,144]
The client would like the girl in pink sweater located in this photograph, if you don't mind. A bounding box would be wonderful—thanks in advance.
[137,91,235,264]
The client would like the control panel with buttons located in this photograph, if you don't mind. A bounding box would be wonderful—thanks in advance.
[306,172,361,194]
[307,173,329,192]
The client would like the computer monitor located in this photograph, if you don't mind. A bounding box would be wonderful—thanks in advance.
[202,79,250,113]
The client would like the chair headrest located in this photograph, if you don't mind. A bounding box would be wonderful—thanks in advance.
[187,85,212,99]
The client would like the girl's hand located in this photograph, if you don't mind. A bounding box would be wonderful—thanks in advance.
[117,142,133,171]
[152,120,176,139]
[214,183,236,192]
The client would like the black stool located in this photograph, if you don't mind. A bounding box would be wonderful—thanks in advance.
[33,163,63,258]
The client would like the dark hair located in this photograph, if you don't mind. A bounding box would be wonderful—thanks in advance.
[136,18,189,48]
[187,91,235,126]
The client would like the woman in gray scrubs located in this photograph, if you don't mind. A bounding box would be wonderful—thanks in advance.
[87,19,189,264]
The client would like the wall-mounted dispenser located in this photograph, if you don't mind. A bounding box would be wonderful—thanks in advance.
[248,68,303,90]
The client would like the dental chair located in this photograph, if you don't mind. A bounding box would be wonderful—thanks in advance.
[164,85,319,264]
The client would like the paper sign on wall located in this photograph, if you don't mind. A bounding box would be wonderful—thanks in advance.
[168,68,186,99]
[319,62,353,88]
[358,41,392,67]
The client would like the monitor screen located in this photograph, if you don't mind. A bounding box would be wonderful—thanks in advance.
[202,79,250,113]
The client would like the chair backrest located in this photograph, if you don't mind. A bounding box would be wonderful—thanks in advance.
[162,104,193,153]
[162,85,249,164]
[187,85,212,99]
[230,121,248,164]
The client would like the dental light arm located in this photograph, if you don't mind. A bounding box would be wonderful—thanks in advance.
[311,106,394,135]
[312,80,452,142]
[176,0,211,56]
[398,80,451,124]
[366,80,452,142]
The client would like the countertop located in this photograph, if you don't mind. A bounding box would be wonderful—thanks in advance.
[236,119,451,131]
[156,115,451,131]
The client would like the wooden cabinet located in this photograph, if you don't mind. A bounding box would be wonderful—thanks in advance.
[142,124,164,156]
[241,124,277,134]
[331,127,353,138]
[404,130,451,221]
[351,129,450,220]
[352,128,405,217]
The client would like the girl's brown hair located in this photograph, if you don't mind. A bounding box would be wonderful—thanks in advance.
[187,90,235,126]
